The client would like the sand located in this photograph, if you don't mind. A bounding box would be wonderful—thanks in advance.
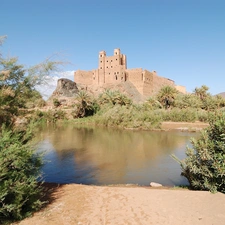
[17,184,225,225]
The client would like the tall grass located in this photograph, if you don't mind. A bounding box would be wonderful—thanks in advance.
[93,105,162,129]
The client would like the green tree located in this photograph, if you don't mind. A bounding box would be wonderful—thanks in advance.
[143,97,162,110]
[0,126,44,223]
[194,85,210,101]
[0,36,67,223]
[73,91,98,118]
[214,95,225,109]
[157,86,178,109]
[173,113,225,193]
[0,37,65,125]
[98,90,132,106]
[174,93,202,109]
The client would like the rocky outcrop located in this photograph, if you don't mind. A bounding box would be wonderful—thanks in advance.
[51,78,79,98]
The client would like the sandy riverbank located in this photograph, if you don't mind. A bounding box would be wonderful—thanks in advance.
[17,183,225,225]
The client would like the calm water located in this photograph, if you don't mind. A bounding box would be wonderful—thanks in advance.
[36,124,198,186]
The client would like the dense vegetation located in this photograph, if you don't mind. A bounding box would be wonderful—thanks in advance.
[0,36,64,223]
[0,126,43,223]
[50,84,224,130]
[30,82,225,130]
[173,113,225,193]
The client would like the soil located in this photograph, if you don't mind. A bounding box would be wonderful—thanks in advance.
[16,122,225,225]
[17,184,225,225]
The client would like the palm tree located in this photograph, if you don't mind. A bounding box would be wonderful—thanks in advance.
[194,85,210,100]
[98,90,132,106]
[214,95,225,109]
[73,91,96,118]
[98,89,115,105]
[157,86,178,109]
[174,93,202,109]
[145,97,162,110]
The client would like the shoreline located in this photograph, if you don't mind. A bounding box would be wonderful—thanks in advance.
[160,121,209,131]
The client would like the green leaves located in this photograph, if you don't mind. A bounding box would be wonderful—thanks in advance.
[175,113,225,193]
[0,127,44,223]
[157,86,178,109]
[98,90,132,106]
[72,91,99,118]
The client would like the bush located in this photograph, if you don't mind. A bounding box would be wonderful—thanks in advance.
[93,105,162,129]
[173,113,225,193]
[162,108,198,122]
[0,126,44,223]
[31,109,67,123]
[53,98,61,107]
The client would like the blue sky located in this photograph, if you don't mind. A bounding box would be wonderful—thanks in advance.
[1,0,225,96]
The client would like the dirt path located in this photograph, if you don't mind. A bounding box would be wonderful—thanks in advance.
[18,184,225,225]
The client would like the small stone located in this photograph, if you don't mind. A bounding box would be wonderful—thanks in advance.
[150,182,163,187]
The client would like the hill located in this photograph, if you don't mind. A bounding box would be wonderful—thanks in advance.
[217,92,225,98]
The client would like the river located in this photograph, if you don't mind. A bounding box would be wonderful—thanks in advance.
[36,124,198,186]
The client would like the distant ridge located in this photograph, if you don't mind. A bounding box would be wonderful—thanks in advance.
[217,92,225,98]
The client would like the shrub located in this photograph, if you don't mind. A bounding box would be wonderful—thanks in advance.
[93,105,162,129]
[173,113,225,193]
[174,93,202,109]
[30,109,67,124]
[53,98,61,107]
[143,97,162,110]
[36,99,46,108]
[0,126,44,223]
[159,108,197,122]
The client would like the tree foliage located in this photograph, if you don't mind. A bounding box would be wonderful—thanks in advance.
[174,93,202,109]
[0,56,43,125]
[173,113,225,193]
[143,97,162,110]
[194,85,210,100]
[72,91,99,118]
[0,36,66,125]
[98,90,132,106]
[0,36,67,223]
[157,86,178,109]
[0,126,44,223]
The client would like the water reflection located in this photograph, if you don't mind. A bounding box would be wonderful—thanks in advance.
[36,124,198,186]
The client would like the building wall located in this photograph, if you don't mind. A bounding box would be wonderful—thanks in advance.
[74,49,186,97]
[98,48,127,84]
[75,70,93,86]
[126,68,144,94]
[143,70,154,96]
[152,75,175,95]
[175,85,186,94]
